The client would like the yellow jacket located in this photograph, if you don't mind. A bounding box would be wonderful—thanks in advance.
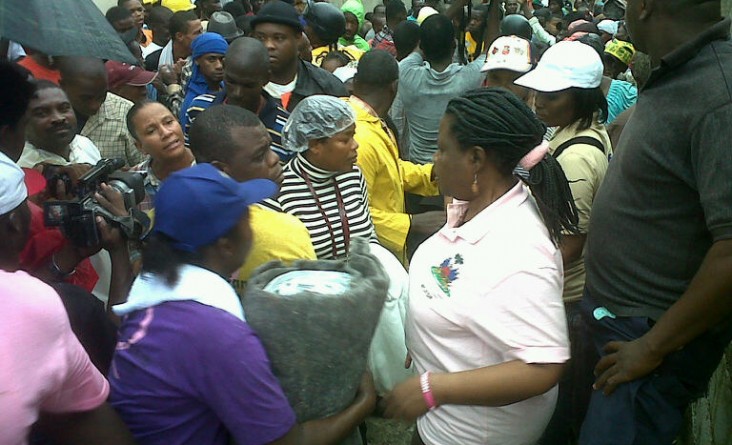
[346,97,438,264]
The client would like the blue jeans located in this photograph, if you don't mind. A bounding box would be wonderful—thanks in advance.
[578,290,732,445]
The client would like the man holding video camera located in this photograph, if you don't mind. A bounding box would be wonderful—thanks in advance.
[0,59,136,445]
[0,59,144,322]
[14,80,136,302]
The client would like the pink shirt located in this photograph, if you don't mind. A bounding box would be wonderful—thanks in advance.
[406,183,569,445]
[0,270,109,445]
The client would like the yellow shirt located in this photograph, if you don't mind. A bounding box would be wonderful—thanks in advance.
[347,97,439,265]
[311,45,364,67]
[549,120,612,303]
[146,204,316,296]
[231,204,316,295]
[465,32,482,62]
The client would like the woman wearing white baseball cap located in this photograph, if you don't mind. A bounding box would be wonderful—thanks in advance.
[514,39,613,444]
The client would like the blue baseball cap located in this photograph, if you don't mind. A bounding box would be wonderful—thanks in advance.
[153,164,277,252]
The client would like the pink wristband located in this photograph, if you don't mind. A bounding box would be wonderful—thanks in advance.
[420,372,438,410]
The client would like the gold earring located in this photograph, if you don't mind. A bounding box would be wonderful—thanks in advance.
[472,173,479,195]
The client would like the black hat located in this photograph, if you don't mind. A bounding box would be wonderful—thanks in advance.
[500,14,532,41]
[251,0,304,32]
[303,2,345,45]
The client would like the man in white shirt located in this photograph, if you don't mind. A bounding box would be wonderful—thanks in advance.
[18,81,101,169]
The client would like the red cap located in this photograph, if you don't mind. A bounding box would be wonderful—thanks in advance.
[105,61,157,90]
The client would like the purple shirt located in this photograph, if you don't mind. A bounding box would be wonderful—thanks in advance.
[109,301,296,445]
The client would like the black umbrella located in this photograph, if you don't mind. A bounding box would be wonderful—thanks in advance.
[0,0,137,63]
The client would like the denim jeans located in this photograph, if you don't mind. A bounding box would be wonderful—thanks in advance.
[578,290,732,445]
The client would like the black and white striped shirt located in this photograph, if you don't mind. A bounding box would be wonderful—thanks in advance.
[264,153,376,260]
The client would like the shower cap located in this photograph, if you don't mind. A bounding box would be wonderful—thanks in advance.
[283,95,356,153]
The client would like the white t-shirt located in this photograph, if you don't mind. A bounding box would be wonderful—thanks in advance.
[17,135,102,168]
[264,75,298,102]
[406,183,570,445]
[142,41,163,58]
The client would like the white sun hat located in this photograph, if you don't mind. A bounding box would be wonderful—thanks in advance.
[514,40,603,92]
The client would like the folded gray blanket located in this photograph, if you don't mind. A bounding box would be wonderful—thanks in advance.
[243,240,388,425]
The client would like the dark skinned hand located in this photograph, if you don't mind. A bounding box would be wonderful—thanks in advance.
[383,374,429,422]
[173,58,187,77]
[44,163,92,200]
[70,183,129,258]
[593,336,664,396]
[158,64,178,85]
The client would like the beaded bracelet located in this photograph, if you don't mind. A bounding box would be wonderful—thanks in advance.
[420,371,438,410]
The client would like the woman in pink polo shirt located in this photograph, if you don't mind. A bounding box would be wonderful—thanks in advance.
[384,88,578,445]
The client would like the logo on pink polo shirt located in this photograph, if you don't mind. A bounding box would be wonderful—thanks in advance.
[431,254,463,296]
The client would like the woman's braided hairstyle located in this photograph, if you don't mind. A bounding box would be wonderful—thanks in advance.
[445,88,579,244]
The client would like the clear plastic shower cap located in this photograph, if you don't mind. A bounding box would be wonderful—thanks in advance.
[283,95,357,153]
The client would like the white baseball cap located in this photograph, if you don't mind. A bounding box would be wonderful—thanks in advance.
[597,19,619,36]
[514,41,603,92]
[481,36,533,74]
[0,152,27,215]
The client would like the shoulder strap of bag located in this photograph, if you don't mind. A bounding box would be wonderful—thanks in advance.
[553,136,606,159]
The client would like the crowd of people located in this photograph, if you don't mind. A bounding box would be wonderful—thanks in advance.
[1,0,731,444]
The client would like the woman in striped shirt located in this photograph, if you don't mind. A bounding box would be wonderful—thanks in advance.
[266,95,376,260]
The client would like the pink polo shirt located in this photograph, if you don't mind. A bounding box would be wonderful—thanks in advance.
[406,183,569,445]
[0,270,109,445]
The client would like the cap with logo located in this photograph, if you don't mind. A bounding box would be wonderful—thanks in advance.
[481,36,533,74]
[604,38,636,67]
[153,164,277,252]
[514,40,603,92]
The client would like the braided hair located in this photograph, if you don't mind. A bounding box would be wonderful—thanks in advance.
[445,88,579,244]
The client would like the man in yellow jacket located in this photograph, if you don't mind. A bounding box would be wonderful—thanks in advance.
[346,50,444,264]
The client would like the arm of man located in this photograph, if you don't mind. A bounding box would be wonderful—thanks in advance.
[520,0,556,45]
[93,184,134,325]
[445,0,468,21]
[594,239,732,394]
[484,0,502,52]
[594,103,732,395]
[38,404,136,445]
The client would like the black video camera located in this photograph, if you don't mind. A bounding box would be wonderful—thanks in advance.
[43,158,149,247]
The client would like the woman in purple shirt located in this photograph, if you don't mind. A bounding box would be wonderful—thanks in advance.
[109,164,375,445]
